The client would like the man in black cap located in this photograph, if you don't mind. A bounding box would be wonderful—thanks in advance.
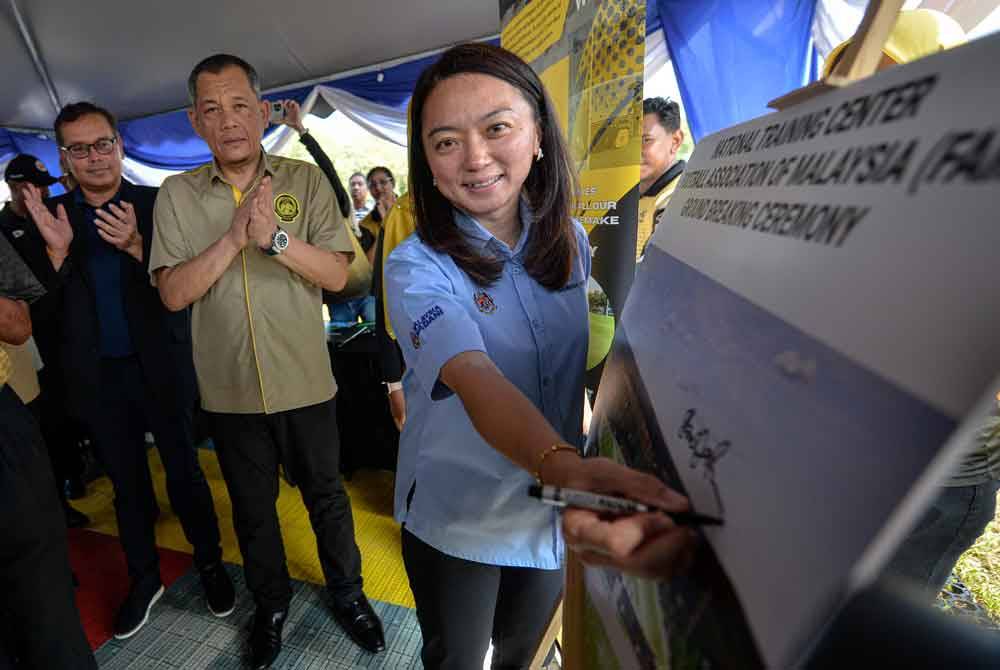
[1,153,89,528]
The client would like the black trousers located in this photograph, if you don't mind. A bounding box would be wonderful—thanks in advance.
[209,396,363,612]
[401,529,563,670]
[0,385,96,670]
[86,355,221,586]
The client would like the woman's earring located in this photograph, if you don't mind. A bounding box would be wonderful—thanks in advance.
[535,147,544,162]
[432,177,437,186]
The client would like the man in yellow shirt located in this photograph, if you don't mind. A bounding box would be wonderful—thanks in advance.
[636,97,686,259]
[150,54,384,668]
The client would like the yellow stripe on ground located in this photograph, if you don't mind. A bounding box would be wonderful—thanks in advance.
[73,448,415,608]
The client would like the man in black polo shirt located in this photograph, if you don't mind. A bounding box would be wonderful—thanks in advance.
[1,154,89,528]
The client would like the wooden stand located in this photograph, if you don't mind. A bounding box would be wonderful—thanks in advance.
[529,598,565,670]
[559,553,585,670]
[769,0,905,110]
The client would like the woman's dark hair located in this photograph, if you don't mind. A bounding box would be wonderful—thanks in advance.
[366,166,394,186]
[408,42,578,289]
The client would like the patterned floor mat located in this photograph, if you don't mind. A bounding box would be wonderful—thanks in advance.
[94,564,422,669]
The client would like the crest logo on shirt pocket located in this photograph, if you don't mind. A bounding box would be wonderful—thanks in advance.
[474,291,496,314]
[274,193,300,223]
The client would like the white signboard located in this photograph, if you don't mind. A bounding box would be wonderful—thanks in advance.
[583,34,1000,670]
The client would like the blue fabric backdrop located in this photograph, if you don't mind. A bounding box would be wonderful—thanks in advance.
[652,0,819,142]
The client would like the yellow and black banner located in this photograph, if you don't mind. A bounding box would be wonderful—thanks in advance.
[500,0,645,382]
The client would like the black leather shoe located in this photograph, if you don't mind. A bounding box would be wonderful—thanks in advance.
[332,595,385,653]
[250,609,286,669]
[199,561,235,617]
[63,502,90,529]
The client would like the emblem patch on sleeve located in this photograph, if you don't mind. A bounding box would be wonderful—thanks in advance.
[409,305,444,350]
[274,193,300,223]
[474,291,497,314]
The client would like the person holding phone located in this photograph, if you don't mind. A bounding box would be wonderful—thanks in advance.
[275,99,353,226]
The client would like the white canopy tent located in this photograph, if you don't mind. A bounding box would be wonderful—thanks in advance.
[1,0,499,130]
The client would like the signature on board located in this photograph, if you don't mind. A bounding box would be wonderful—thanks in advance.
[678,408,731,515]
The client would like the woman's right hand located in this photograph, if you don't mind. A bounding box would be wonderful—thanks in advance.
[551,455,698,580]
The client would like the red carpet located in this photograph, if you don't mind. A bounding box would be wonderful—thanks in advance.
[67,528,193,650]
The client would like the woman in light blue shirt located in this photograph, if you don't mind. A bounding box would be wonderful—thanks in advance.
[385,43,691,670]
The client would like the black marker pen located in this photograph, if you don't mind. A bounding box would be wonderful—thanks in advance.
[528,484,723,526]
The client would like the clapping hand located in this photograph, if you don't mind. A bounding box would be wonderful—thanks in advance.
[95,201,143,262]
[248,176,279,251]
[22,182,73,266]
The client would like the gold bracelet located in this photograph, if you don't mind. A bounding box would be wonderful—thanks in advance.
[534,444,579,484]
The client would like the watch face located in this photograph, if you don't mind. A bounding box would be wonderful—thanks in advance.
[274,229,290,251]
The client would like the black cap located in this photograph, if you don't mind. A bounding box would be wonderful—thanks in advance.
[4,154,58,186]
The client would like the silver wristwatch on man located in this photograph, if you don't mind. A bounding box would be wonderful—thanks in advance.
[265,227,290,256]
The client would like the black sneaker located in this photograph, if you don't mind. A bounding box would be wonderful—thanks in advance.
[200,561,236,617]
[114,581,164,639]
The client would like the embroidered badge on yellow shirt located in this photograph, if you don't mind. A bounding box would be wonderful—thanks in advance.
[274,193,300,223]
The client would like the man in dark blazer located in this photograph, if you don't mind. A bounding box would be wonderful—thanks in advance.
[21,102,235,640]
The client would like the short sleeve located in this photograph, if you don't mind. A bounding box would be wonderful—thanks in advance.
[385,243,487,401]
[149,181,192,285]
[305,167,354,256]
[0,232,45,303]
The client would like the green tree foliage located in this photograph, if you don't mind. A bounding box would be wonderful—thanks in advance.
[275,112,409,195]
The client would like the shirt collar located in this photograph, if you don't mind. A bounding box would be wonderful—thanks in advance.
[73,183,124,208]
[209,147,274,189]
[453,198,533,260]
[642,159,686,198]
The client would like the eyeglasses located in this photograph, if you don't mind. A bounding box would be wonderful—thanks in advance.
[369,178,393,188]
[60,136,118,160]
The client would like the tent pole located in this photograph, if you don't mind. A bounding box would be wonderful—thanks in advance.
[9,0,62,115]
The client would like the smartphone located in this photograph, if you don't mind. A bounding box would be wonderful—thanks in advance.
[268,101,285,124]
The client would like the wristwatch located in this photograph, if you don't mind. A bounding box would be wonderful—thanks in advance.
[265,227,290,256]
